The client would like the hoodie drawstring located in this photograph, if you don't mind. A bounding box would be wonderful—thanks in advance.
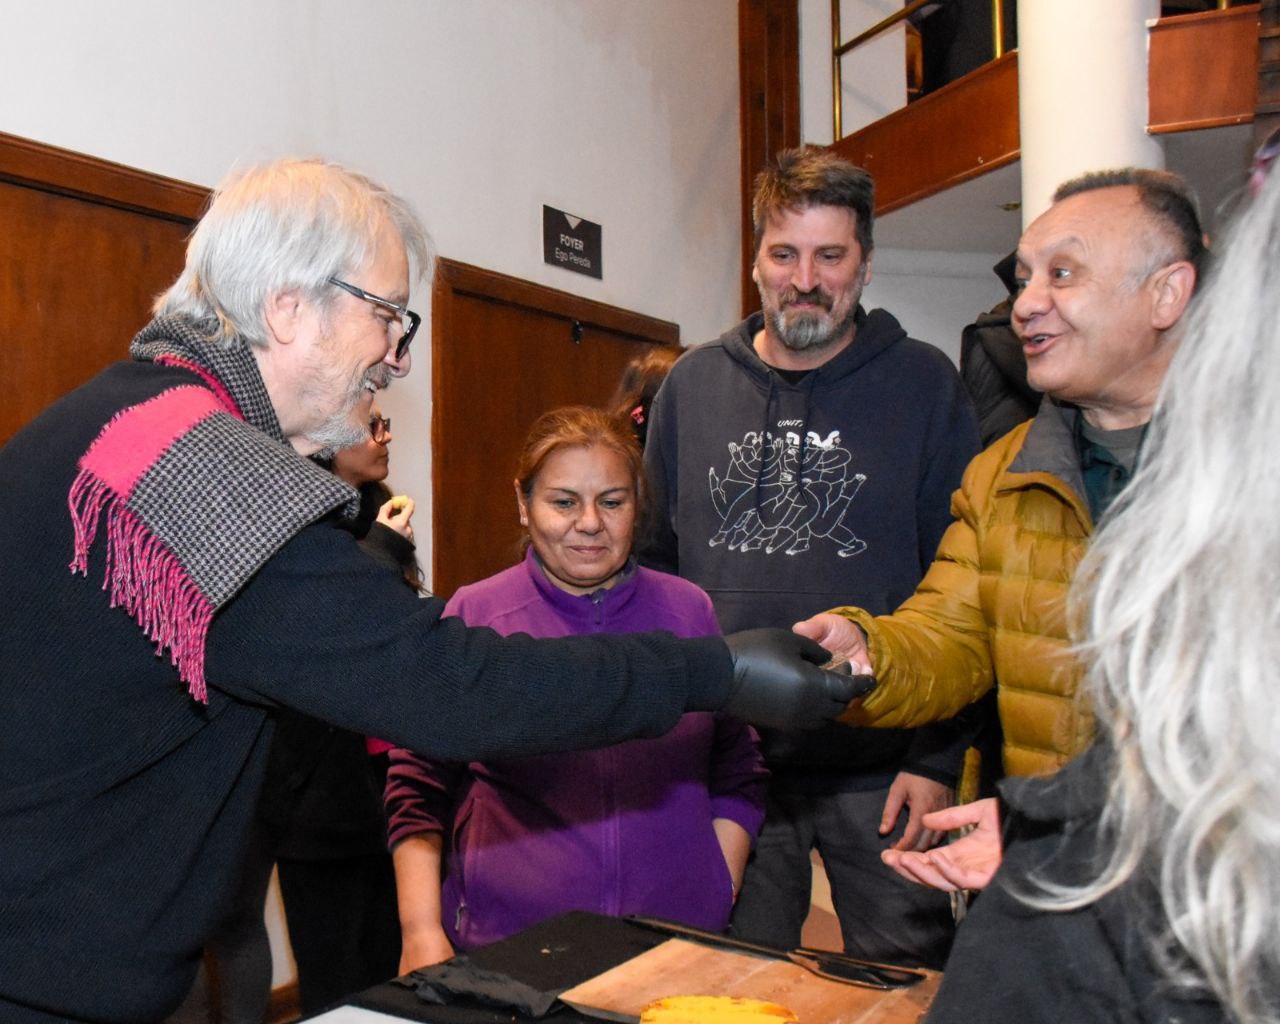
[753,376,778,521]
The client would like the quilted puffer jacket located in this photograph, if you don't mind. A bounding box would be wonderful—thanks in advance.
[835,398,1095,778]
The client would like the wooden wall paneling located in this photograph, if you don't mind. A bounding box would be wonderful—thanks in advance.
[0,182,195,443]
[431,259,678,598]
[0,132,208,445]
[0,130,208,221]
[738,0,801,317]
[1149,4,1260,133]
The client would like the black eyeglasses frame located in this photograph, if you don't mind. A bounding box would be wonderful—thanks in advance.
[328,276,420,361]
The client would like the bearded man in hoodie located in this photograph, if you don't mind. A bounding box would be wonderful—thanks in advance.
[642,146,981,967]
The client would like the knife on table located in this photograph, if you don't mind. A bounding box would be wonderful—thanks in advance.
[623,915,927,991]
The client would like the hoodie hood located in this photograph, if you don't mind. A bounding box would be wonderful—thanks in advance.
[718,307,909,392]
[715,309,913,552]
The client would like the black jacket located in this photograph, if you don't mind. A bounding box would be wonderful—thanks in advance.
[928,746,1229,1023]
[959,301,1040,448]
[258,485,419,861]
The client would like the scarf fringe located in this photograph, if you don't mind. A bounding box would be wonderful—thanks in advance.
[70,470,213,703]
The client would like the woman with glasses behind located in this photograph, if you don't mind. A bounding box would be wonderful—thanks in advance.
[266,407,422,1016]
[329,409,424,590]
[385,406,768,972]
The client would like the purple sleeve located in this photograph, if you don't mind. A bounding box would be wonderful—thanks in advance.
[383,745,466,848]
[686,584,768,842]
[382,595,470,848]
[707,714,768,841]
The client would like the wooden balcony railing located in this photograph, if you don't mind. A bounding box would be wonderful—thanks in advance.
[828,4,1259,215]
[832,0,1008,142]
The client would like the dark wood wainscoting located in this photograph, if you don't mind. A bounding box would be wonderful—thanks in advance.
[0,132,208,445]
[430,260,679,598]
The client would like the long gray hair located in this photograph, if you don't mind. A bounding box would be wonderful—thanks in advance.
[156,158,433,347]
[1057,166,1280,1020]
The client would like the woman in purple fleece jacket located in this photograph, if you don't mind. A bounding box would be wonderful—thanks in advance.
[385,406,767,972]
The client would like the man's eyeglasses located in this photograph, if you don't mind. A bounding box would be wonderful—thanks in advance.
[369,415,391,443]
[328,276,420,361]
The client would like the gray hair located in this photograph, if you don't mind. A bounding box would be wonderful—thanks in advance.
[1046,162,1280,1020]
[1053,167,1208,289]
[156,158,433,347]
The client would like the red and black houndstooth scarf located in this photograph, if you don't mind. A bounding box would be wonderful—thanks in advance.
[68,314,357,702]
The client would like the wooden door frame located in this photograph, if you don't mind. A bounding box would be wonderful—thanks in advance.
[738,0,802,318]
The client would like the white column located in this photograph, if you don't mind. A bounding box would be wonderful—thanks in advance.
[1017,0,1164,225]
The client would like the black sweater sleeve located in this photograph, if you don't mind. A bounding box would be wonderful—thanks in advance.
[358,520,418,578]
[207,522,733,762]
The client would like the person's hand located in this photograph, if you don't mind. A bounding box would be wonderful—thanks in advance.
[792,612,874,675]
[879,772,954,852]
[880,797,1002,892]
[378,495,415,541]
[722,628,874,730]
[399,924,456,974]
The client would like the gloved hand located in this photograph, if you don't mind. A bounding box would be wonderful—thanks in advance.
[722,628,875,730]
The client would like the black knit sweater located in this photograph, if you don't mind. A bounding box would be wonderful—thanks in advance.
[0,360,731,1023]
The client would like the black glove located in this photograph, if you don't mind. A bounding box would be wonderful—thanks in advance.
[722,628,875,730]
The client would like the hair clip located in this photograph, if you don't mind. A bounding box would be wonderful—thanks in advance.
[1248,128,1280,198]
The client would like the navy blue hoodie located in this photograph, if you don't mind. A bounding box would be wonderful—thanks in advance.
[643,308,980,780]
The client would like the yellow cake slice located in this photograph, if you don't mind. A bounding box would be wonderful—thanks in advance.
[638,995,799,1023]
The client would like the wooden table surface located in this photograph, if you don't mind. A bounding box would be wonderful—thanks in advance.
[559,937,940,1023]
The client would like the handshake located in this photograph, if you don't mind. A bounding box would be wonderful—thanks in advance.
[720,627,874,731]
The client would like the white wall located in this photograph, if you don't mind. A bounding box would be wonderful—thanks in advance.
[865,249,1008,365]
[799,0,837,146]
[1,0,741,991]
[0,0,742,578]
[799,0,908,145]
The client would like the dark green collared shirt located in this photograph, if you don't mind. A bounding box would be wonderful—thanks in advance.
[1074,416,1148,523]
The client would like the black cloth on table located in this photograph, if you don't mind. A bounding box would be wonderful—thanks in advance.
[348,912,665,1022]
